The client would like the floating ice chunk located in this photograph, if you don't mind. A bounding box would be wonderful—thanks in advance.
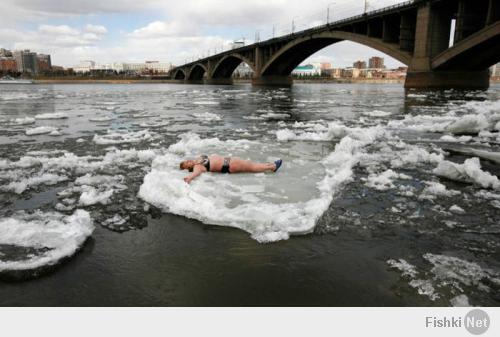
[276,122,347,142]
[9,117,36,125]
[25,126,58,135]
[139,127,386,242]
[49,130,62,136]
[449,204,465,214]
[365,169,410,191]
[495,121,500,131]
[93,129,153,145]
[0,210,94,272]
[433,157,500,189]
[192,112,221,121]
[387,258,418,278]
[75,174,124,188]
[79,186,114,206]
[450,294,471,307]
[388,115,453,133]
[76,138,85,143]
[34,112,68,120]
[407,93,427,98]
[89,116,114,122]
[445,114,489,135]
[420,181,460,200]
[55,203,75,212]
[101,214,129,230]
[1,172,68,194]
[443,147,500,165]
[193,101,218,105]
[362,110,392,117]
[260,112,290,120]
[390,145,444,168]
[423,253,500,288]
[138,121,170,128]
[409,279,439,301]
[439,135,472,143]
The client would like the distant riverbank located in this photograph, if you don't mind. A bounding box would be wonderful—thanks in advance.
[32,77,500,85]
[34,78,179,84]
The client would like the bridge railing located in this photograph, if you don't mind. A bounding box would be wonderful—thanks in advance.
[177,0,419,69]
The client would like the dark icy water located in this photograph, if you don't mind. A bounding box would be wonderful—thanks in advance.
[0,83,499,306]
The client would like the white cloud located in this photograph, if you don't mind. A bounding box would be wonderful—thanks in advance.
[38,24,79,35]
[128,21,197,38]
[85,24,107,34]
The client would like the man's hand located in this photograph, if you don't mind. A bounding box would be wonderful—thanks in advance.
[183,176,192,184]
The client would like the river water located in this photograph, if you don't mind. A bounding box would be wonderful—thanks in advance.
[0,83,499,306]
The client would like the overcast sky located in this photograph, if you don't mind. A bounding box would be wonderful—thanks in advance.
[0,0,407,68]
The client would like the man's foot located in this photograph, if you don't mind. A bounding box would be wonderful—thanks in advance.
[274,159,282,172]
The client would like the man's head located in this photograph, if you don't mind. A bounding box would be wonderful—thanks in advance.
[179,160,196,172]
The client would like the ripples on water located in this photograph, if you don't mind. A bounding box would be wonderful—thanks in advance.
[0,83,499,306]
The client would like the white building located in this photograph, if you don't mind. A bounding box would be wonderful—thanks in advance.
[292,64,321,76]
[73,60,172,74]
[73,60,96,73]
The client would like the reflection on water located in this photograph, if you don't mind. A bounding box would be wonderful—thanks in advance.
[0,83,499,306]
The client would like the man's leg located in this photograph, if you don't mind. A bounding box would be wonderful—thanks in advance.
[231,159,275,173]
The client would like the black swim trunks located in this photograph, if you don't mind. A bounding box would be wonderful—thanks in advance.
[221,157,231,174]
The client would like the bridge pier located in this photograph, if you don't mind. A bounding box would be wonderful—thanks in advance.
[405,70,490,89]
[251,75,293,87]
[204,78,233,85]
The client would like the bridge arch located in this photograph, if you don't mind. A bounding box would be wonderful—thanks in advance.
[261,31,412,77]
[211,54,256,79]
[172,68,186,80]
[432,21,500,70]
[187,63,208,80]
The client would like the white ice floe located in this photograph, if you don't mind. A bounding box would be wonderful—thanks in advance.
[89,116,114,122]
[423,253,500,289]
[25,126,58,135]
[276,122,347,142]
[79,186,114,206]
[101,214,129,228]
[449,204,465,214]
[364,169,411,191]
[49,130,62,136]
[419,181,460,200]
[93,129,154,145]
[445,114,489,135]
[75,173,125,188]
[433,157,500,189]
[450,294,471,307]
[362,110,392,117]
[0,210,94,272]
[442,147,500,165]
[34,112,68,120]
[192,112,222,121]
[439,135,472,143]
[409,279,440,301]
[193,101,218,105]
[139,127,386,242]
[260,112,291,120]
[9,117,36,125]
[387,259,418,278]
[1,172,68,194]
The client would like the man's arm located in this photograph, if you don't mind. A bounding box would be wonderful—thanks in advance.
[183,165,206,184]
